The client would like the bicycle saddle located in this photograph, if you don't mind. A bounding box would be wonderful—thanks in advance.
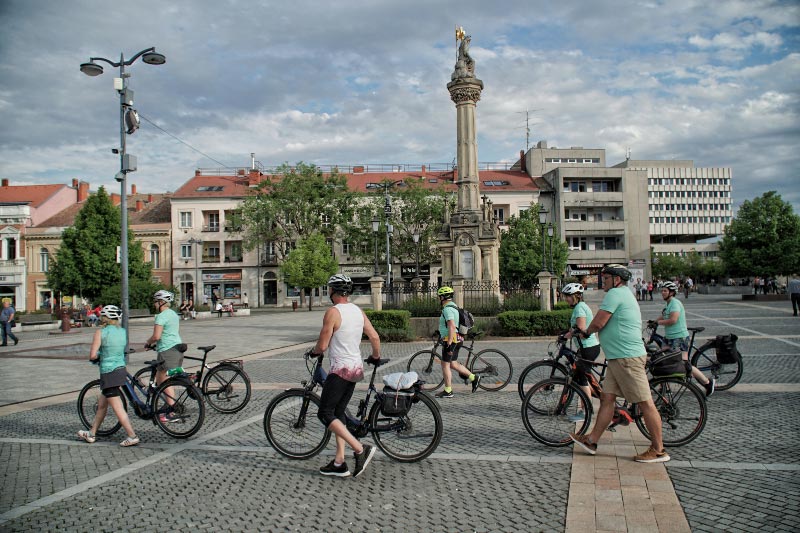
[365,358,390,366]
[688,327,705,333]
[198,345,217,352]
[144,360,159,367]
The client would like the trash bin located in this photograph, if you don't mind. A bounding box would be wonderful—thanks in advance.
[292,300,298,311]
[60,307,71,332]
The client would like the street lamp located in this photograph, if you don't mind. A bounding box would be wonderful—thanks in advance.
[371,216,380,276]
[80,47,166,340]
[188,238,203,306]
[384,195,393,287]
[547,223,554,274]
[538,206,548,273]
[412,228,421,280]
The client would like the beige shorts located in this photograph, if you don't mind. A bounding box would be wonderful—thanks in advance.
[603,356,651,404]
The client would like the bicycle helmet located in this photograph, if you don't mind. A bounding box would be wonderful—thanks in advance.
[601,263,632,281]
[327,273,353,296]
[437,286,454,299]
[153,289,175,303]
[100,305,122,320]
[660,281,679,293]
[561,283,584,296]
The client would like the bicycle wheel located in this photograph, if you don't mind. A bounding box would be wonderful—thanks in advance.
[152,378,205,439]
[691,345,743,391]
[264,390,331,459]
[517,360,569,402]
[407,350,444,391]
[470,349,513,391]
[521,378,591,447]
[132,367,153,390]
[636,377,707,447]
[202,364,252,413]
[77,379,126,437]
[369,391,443,462]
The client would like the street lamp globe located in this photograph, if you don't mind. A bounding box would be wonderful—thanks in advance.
[79,61,104,76]
[539,207,548,225]
[142,51,166,65]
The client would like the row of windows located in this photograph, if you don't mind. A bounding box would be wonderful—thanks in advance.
[649,204,731,211]
[649,190,729,198]
[180,242,243,262]
[547,158,600,164]
[653,250,719,258]
[32,245,162,272]
[648,178,729,186]
[568,236,622,251]
[650,216,731,224]
[565,210,621,221]
[563,180,617,193]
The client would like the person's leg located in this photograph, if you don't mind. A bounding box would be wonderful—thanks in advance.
[587,392,616,443]
[792,293,799,316]
[107,395,136,438]
[636,399,664,451]
[1,322,7,345]
[90,394,109,435]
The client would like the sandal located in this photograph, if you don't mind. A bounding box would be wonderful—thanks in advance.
[77,430,96,443]
[120,436,140,447]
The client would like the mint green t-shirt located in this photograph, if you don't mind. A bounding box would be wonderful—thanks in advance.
[598,287,645,359]
[571,301,599,348]
[439,302,460,340]
[154,308,182,352]
[662,297,689,340]
[98,325,127,374]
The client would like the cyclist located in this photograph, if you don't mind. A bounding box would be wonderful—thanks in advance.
[655,281,715,396]
[312,274,380,478]
[77,305,139,447]
[434,286,481,399]
[144,289,184,423]
[561,283,601,405]
[571,264,669,463]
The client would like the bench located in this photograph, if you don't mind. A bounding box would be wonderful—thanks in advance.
[19,314,55,325]
[129,308,152,318]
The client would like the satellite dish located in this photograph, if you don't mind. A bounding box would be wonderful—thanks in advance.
[125,109,140,134]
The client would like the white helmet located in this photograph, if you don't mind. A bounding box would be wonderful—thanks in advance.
[100,305,122,320]
[561,283,584,296]
[153,289,175,303]
[660,281,679,293]
[327,274,353,295]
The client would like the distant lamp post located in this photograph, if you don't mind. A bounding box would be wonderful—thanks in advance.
[538,207,548,272]
[412,228,421,280]
[547,223,555,274]
[371,216,380,276]
[188,238,203,305]
[384,195,393,287]
[80,47,166,341]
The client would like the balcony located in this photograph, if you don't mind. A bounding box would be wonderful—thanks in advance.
[568,249,627,262]
[224,223,242,233]
[259,253,278,265]
[563,192,623,207]
[202,255,221,263]
[202,224,220,232]
[224,256,243,263]
[565,220,626,235]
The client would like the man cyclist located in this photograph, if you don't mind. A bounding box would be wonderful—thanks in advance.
[145,290,184,423]
[434,286,481,399]
[655,281,715,396]
[561,283,601,405]
[312,274,381,478]
[571,264,669,463]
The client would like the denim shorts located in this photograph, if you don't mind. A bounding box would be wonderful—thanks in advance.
[667,337,690,352]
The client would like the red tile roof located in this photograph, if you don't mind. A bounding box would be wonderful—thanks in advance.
[35,193,172,228]
[0,184,67,207]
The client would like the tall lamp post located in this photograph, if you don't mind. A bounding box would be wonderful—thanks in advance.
[538,207,548,272]
[371,216,380,276]
[188,238,203,306]
[547,223,554,274]
[412,228,421,280]
[80,47,166,341]
[384,195,393,287]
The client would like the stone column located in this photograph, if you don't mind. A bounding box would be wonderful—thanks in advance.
[537,271,554,312]
[369,276,384,311]
[451,277,465,308]
[447,77,484,214]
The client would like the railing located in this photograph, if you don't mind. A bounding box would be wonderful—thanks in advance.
[382,281,541,316]
[259,254,278,265]
[195,161,517,176]
[202,224,220,232]
[224,256,243,263]
[202,255,220,263]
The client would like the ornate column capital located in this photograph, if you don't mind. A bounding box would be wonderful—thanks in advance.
[447,78,484,105]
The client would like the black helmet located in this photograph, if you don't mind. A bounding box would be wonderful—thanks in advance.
[327,274,353,296]
[601,263,632,281]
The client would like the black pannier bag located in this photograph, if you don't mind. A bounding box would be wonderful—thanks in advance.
[650,349,687,377]
[381,386,415,416]
[714,334,740,364]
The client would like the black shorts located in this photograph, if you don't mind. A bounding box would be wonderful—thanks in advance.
[575,345,601,386]
[100,366,127,397]
[318,373,356,427]
[441,342,462,363]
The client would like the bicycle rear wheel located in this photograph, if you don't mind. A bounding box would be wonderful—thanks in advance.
[369,391,443,462]
[264,390,330,459]
[407,350,444,391]
[470,349,513,391]
[691,345,743,391]
[152,378,205,439]
[517,360,569,402]
[521,378,591,447]
[77,379,126,437]
[636,377,706,447]
[203,364,252,413]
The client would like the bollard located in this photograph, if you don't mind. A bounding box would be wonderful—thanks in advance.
[292,300,298,312]
[60,307,71,332]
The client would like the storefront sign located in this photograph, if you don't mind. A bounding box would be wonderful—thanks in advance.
[342,266,372,276]
[568,269,590,276]
[401,264,430,279]
[202,271,242,281]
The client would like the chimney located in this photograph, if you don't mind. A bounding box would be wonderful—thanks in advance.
[110,193,120,206]
[148,193,153,202]
[78,181,90,202]
[72,178,79,188]
[421,165,426,177]
[251,152,256,170]
[520,150,527,173]
[452,168,458,182]
[1,179,8,187]
[136,199,144,212]
[131,184,137,196]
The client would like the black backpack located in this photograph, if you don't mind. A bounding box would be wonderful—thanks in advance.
[445,302,475,335]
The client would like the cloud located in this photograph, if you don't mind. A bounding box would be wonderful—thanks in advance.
[689,31,783,51]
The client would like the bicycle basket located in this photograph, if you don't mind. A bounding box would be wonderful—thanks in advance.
[714,334,740,364]
[650,349,687,377]
[381,386,414,416]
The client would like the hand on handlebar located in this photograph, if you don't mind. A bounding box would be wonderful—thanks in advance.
[305,348,323,359]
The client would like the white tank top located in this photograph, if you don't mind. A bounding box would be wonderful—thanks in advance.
[328,303,365,382]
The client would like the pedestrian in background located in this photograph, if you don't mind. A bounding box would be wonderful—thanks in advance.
[789,278,800,317]
[0,299,19,346]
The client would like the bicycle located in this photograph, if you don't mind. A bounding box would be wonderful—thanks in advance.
[516,333,582,402]
[406,331,513,391]
[521,329,707,447]
[264,351,443,463]
[644,321,743,391]
[132,345,252,413]
[78,355,206,439]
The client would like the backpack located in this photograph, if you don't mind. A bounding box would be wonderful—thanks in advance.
[445,302,475,335]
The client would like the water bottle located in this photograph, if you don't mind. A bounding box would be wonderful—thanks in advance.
[167,366,185,377]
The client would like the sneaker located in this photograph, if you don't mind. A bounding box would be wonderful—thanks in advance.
[704,378,716,397]
[352,444,376,478]
[319,459,351,477]
[13,338,18,346]
[158,412,179,424]
[77,430,96,443]
[435,389,454,399]
[569,432,597,455]
[567,411,586,422]
[471,375,482,393]
[634,446,670,463]
[120,436,140,447]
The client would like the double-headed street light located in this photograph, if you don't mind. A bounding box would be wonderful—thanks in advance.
[538,206,548,273]
[80,47,166,340]
[547,223,555,274]
[371,216,380,276]
[384,195,393,287]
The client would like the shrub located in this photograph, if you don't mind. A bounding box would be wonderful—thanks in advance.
[464,295,501,316]
[553,301,570,311]
[502,293,540,312]
[496,309,572,336]
[400,296,440,317]
[365,310,412,341]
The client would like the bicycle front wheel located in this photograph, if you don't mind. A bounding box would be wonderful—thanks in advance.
[264,390,331,459]
[77,379,126,437]
[470,349,513,391]
[152,378,205,439]
[636,377,707,447]
[369,391,443,462]
[202,364,252,413]
[521,378,591,447]
[691,345,743,391]
[517,360,569,402]
[407,350,444,391]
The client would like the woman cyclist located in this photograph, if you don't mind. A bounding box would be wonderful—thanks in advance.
[77,305,139,447]
[145,290,185,422]
[561,283,602,403]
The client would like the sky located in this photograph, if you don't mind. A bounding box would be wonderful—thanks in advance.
[1,0,798,213]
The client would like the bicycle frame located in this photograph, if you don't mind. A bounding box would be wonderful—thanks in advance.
[423,332,492,374]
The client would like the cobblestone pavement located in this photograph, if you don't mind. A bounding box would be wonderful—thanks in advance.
[0,295,798,531]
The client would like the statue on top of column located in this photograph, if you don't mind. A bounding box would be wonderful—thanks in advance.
[452,26,475,80]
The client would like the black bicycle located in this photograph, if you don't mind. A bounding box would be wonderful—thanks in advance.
[264,352,443,463]
[133,345,252,413]
[406,331,513,391]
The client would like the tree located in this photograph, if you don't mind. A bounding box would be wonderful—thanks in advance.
[499,206,569,286]
[239,162,356,261]
[651,252,686,281]
[280,233,339,310]
[47,186,155,307]
[719,191,800,277]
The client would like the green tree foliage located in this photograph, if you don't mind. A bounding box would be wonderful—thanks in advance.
[719,191,800,277]
[280,233,339,310]
[239,162,356,260]
[651,250,725,283]
[47,186,154,307]
[499,207,569,285]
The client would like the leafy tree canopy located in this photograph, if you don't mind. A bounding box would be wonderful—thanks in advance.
[281,232,339,310]
[719,191,800,277]
[499,206,569,286]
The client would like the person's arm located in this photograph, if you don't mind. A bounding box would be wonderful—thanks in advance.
[146,324,163,347]
[362,311,381,360]
[659,311,680,327]
[89,329,102,361]
[312,307,340,355]
[584,310,612,337]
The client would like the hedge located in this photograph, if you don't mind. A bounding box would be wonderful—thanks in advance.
[364,310,412,341]
[496,309,573,336]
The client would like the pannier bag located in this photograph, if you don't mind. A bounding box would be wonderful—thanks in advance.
[714,334,740,364]
[381,371,418,416]
[650,349,687,377]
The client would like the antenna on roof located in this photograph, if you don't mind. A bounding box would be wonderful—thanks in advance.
[516,109,541,152]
